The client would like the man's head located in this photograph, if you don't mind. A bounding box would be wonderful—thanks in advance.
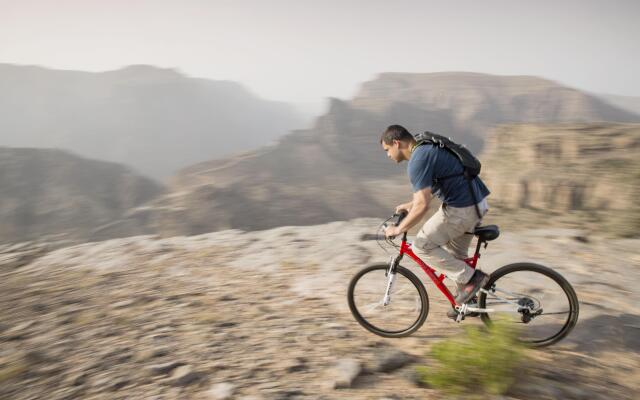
[380,124,415,163]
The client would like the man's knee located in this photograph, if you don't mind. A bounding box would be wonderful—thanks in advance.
[415,225,449,253]
[414,234,440,253]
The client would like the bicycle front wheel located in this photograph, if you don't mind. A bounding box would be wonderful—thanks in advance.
[348,264,429,338]
[479,263,579,347]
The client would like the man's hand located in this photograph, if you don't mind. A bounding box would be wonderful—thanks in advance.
[393,187,432,235]
[394,201,412,214]
[384,225,401,238]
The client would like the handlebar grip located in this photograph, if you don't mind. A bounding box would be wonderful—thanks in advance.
[393,209,408,226]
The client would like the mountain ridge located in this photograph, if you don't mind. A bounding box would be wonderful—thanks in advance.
[0,146,165,244]
[114,72,640,238]
[0,63,305,179]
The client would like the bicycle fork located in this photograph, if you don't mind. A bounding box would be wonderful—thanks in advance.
[383,254,402,306]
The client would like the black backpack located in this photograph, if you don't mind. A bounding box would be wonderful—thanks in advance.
[414,131,483,218]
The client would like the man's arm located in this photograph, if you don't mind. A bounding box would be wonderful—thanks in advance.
[396,187,431,233]
[395,199,414,213]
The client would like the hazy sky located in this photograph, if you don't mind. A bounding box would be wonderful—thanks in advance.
[1,0,638,109]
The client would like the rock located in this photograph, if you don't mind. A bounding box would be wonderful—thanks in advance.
[0,250,45,269]
[91,376,112,389]
[135,347,170,361]
[0,242,35,253]
[323,322,350,339]
[23,350,48,364]
[273,389,305,399]
[3,321,36,340]
[30,303,48,313]
[561,385,591,400]
[398,366,426,387]
[285,357,307,373]
[69,372,88,386]
[328,358,362,389]
[146,361,186,375]
[512,382,564,399]
[111,378,129,391]
[57,387,85,400]
[207,382,235,399]
[216,321,237,328]
[169,365,203,386]
[111,299,136,309]
[87,375,128,391]
[375,349,414,373]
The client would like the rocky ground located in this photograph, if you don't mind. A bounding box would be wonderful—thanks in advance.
[1,218,639,399]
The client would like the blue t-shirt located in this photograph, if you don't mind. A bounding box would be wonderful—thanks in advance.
[407,143,490,207]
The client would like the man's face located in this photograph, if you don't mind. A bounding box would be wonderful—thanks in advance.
[382,140,402,163]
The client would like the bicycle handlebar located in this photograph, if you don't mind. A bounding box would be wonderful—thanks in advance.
[388,209,408,227]
[374,209,409,247]
[381,209,409,240]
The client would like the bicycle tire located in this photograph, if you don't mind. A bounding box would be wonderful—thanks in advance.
[479,262,579,347]
[348,264,429,338]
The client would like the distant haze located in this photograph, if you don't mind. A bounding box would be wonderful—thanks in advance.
[0,64,305,179]
[1,0,638,112]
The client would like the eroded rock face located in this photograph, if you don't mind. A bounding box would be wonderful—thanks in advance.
[6,73,639,243]
[0,147,165,244]
[480,123,640,236]
[113,74,640,237]
[1,220,639,399]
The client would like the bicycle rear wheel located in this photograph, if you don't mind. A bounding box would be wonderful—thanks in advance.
[479,263,579,347]
[348,264,429,338]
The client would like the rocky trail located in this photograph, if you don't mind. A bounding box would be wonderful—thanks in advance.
[1,219,639,399]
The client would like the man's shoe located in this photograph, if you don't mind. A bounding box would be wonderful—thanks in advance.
[455,270,490,305]
[447,296,479,320]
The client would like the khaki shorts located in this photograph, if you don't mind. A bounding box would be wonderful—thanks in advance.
[412,199,488,285]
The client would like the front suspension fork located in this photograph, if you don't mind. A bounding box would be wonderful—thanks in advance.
[383,254,403,306]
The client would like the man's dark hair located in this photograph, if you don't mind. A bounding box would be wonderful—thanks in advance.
[380,124,414,145]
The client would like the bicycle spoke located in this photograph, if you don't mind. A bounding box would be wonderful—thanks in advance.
[390,287,412,296]
[538,311,571,316]
[349,265,428,336]
[363,300,384,314]
[480,263,579,347]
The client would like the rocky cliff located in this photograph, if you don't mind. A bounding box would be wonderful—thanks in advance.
[5,72,639,242]
[481,123,640,236]
[0,147,165,244]
[351,72,640,151]
[114,73,639,237]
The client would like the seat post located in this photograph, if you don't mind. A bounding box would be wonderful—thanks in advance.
[473,237,484,257]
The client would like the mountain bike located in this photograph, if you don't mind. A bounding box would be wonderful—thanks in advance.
[348,211,579,347]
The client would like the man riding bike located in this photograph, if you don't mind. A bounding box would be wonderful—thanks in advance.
[380,125,491,318]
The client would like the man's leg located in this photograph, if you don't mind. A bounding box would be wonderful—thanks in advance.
[444,233,473,260]
[412,205,476,287]
[444,200,488,293]
[443,233,475,295]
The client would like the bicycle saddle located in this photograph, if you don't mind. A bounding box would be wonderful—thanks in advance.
[473,225,500,241]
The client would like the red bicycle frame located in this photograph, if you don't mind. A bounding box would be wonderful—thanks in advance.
[396,234,481,307]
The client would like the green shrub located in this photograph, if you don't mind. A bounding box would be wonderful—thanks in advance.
[417,319,527,396]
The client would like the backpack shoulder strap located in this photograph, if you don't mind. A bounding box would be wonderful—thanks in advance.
[416,131,483,219]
